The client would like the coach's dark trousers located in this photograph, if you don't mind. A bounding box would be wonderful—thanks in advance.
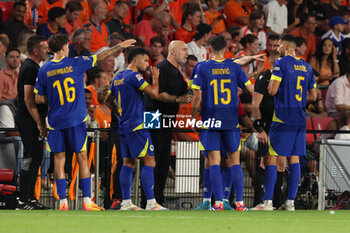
[15,116,44,201]
[151,128,172,206]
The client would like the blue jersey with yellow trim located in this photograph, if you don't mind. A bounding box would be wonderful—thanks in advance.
[109,70,149,134]
[192,59,250,130]
[271,55,315,125]
[35,55,97,130]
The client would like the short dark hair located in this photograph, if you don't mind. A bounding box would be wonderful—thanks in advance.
[48,7,66,21]
[227,25,241,38]
[281,34,296,46]
[240,34,258,47]
[48,33,69,53]
[186,54,198,63]
[66,0,83,12]
[5,48,20,57]
[126,47,149,64]
[85,88,92,95]
[208,35,227,52]
[27,35,46,55]
[300,13,316,26]
[150,36,165,47]
[267,34,279,41]
[86,67,104,85]
[295,36,306,47]
[13,1,26,9]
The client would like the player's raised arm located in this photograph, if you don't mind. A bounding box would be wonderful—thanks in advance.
[235,54,267,66]
[142,66,159,99]
[97,39,136,62]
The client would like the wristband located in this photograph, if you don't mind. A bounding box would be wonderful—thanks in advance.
[253,119,264,133]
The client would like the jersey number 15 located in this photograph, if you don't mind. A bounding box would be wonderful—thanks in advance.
[53,78,76,105]
[210,79,231,105]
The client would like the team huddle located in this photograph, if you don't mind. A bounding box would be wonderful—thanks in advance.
[33,32,316,211]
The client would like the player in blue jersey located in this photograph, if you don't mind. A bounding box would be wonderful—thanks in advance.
[105,47,168,210]
[34,33,136,211]
[191,35,254,211]
[259,34,317,211]
[190,50,266,211]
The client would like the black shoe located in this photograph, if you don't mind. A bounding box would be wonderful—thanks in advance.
[30,199,50,210]
[16,199,35,210]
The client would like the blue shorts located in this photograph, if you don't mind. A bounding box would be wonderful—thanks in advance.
[47,122,87,153]
[268,122,306,157]
[200,129,241,153]
[120,129,154,159]
[202,142,228,158]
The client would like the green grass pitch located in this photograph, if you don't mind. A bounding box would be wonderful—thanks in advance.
[0,210,349,233]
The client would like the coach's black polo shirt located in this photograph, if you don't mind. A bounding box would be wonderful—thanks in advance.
[145,59,188,116]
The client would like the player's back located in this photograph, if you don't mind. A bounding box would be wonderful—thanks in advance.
[36,56,96,129]
[110,70,146,134]
[193,59,250,130]
[271,55,315,125]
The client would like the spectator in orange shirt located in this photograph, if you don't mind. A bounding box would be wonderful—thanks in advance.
[295,36,307,60]
[168,0,188,29]
[223,0,251,28]
[220,31,235,59]
[94,85,111,137]
[204,0,226,34]
[134,11,171,47]
[37,0,65,24]
[86,0,109,53]
[136,0,169,22]
[64,0,83,36]
[149,36,166,66]
[290,13,317,61]
[236,34,263,83]
[79,0,90,23]
[257,34,279,72]
[174,3,201,43]
[86,67,109,106]
[23,0,42,29]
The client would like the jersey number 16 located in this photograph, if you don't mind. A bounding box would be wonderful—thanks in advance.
[53,78,76,105]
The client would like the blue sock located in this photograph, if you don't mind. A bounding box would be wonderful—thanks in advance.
[209,165,222,201]
[222,166,232,200]
[288,163,301,200]
[263,165,277,200]
[141,166,155,200]
[231,165,244,202]
[203,168,212,199]
[56,179,66,200]
[120,165,134,200]
[79,177,91,198]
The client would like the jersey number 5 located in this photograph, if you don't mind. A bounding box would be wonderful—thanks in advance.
[53,78,76,105]
[295,76,304,102]
[210,79,231,105]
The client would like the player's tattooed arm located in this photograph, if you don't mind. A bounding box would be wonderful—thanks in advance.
[97,39,136,62]
[268,79,280,96]
[104,93,118,116]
